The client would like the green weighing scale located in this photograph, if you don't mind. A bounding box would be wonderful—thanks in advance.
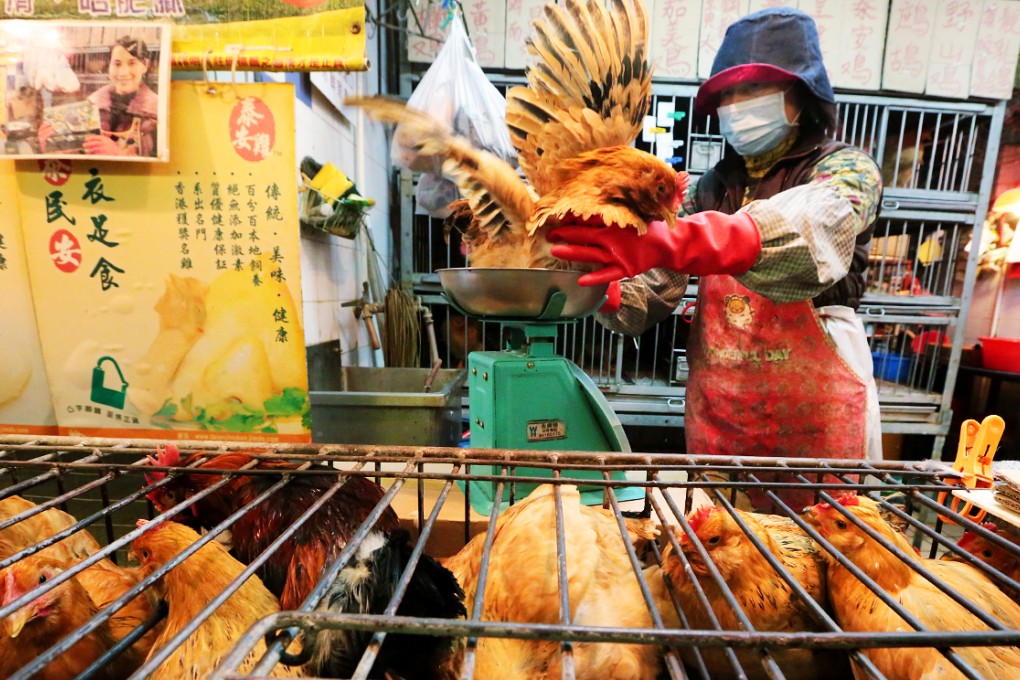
[439,267,644,514]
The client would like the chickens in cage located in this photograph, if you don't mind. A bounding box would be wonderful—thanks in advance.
[442,483,661,679]
[942,522,1020,603]
[0,551,160,679]
[347,0,687,271]
[651,505,846,680]
[130,520,302,679]
[804,493,1020,679]
[0,495,102,564]
[143,444,466,679]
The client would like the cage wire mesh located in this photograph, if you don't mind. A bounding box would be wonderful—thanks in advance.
[1,435,1019,680]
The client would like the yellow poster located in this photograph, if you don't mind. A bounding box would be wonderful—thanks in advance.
[1,2,367,72]
[16,81,309,443]
[0,160,58,435]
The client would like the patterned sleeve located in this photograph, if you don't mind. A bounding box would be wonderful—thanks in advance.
[596,268,690,336]
[594,176,698,335]
[736,147,882,303]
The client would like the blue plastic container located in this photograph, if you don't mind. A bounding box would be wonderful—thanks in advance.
[872,351,912,383]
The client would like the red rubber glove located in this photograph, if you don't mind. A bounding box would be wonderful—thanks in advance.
[599,280,622,314]
[549,211,762,286]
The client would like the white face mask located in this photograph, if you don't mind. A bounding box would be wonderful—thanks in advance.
[718,91,798,157]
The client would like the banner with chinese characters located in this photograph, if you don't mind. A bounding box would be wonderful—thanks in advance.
[0,161,58,435]
[16,81,310,443]
[1,1,366,72]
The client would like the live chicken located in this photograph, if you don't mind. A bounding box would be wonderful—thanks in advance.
[348,0,686,270]
[0,552,158,679]
[649,505,844,680]
[804,493,1020,679]
[129,520,302,679]
[143,444,466,679]
[0,495,102,564]
[942,522,1020,602]
[442,484,660,679]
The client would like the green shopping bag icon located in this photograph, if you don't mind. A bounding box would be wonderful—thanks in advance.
[91,356,128,409]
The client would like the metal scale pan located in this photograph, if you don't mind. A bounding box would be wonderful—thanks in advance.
[437,267,643,513]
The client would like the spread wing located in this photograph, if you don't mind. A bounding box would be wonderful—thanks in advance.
[506,0,652,196]
[346,96,537,244]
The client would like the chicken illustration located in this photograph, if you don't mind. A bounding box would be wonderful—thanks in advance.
[0,552,158,678]
[143,444,466,679]
[129,256,307,433]
[349,0,687,270]
[649,505,842,680]
[442,484,661,679]
[803,493,1020,679]
[0,495,102,564]
[129,520,302,679]
[942,522,1020,602]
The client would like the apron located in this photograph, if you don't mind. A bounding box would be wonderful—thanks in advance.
[685,274,868,511]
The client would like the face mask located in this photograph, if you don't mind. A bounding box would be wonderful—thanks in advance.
[718,91,797,157]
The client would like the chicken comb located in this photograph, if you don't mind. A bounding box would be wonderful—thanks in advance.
[686,505,716,535]
[832,492,859,507]
[143,443,181,485]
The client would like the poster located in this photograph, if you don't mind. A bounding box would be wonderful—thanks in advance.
[882,0,935,94]
[798,0,843,87]
[697,0,749,80]
[0,21,171,162]
[0,161,58,435]
[926,0,983,98]
[407,2,506,68]
[649,0,703,80]
[1,1,367,72]
[505,0,546,71]
[970,0,1020,100]
[833,0,889,91]
[16,81,310,443]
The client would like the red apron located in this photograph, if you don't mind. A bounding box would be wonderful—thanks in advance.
[685,274,867,511]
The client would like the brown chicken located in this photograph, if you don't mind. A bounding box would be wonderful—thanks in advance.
[442,484,660,679]
[943,522,1020,602]
[803,493,1020,679]
[0,552,157,679]
[130,520,302,679]
[0,495,102,564]
[649,505,841,680]
[144,444,465,679]
[348,0,686,270]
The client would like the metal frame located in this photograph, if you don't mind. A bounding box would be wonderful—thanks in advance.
[1,435,1019,679]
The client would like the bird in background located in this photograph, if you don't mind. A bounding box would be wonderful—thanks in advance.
[942,522,1020,602]
[803,492,1020,680]
[143,443,466,679]
[649,504,845,680]
[129,520,302,679]
[347,0,688,270]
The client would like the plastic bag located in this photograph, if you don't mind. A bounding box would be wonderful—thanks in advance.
[394,18,516,217]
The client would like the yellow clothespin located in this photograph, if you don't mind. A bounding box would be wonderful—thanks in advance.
[937,415,1005,524]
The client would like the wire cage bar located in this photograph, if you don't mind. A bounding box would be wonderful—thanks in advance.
[1,435,1019,679]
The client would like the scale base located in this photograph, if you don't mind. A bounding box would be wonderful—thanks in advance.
[462,347,644,514]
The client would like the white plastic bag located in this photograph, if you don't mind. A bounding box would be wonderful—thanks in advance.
[394,18,516,217]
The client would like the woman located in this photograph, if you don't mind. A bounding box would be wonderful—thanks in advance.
[549,8,883,510]
[40,35,158,157]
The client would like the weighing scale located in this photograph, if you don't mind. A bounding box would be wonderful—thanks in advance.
[439,267,644,514]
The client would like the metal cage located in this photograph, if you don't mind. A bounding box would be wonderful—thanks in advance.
[1,435,1018,680]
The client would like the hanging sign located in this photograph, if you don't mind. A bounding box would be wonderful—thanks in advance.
[882,0,936,94]
[649,0,703,80]
[0,161,58,436]
[970,0,1020,100]
[16,81,311,443]
[408,1,506,68]
[926,0,983,98]
[697,0,749,80]
[0,1,366,72]
[0,21,171,162]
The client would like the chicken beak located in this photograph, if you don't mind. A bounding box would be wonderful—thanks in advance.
[6,604,37,638]
[662,209,678,229]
